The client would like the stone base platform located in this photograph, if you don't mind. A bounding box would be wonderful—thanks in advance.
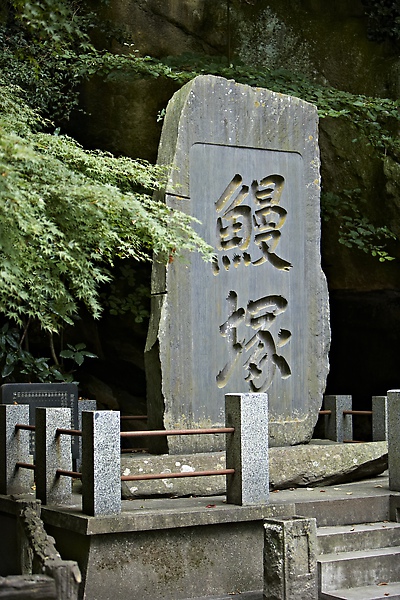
[32,475,400,599]
[0,442,392,600]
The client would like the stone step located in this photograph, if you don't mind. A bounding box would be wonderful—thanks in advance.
[317,522,400,555]
[319,546,400,591]
[319,581,400,599]
[293,489,390,527]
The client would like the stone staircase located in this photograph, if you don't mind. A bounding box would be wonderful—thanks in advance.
[318,521,400,599]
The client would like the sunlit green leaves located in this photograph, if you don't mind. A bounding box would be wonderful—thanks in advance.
[0,82,214,332]
[60,343,97,366]
[322,189,396,261]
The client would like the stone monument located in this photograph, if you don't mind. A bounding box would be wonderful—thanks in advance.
[145,75,330,453]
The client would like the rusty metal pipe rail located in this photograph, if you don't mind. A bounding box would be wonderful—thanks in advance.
[120,427,235,438]
[120,415,148,421]
[55,428,82,437]
[16,462,36,470]
[121,468,235,482]
[120,427,235,481]
[52,427,235,482]
[56,469,82,480]
[55,467,235,483]
[0,395,270,515]
[343,410,373,416]
[319,399,379,443]
[15,423,36,431]
[319,409,373,416]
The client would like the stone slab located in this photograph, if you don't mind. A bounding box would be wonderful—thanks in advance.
[54,520,265,600]
[184,594,262,600]
[319,582,400,599]
[145,74,330,452]
[269,441,388,489]
[120,442,388,498]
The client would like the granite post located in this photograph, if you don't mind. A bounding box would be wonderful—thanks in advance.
[323,395,353,443]
[35,407,73,506]
[81,410,121,516]
[387,390,400,491]
[145,74,330,453]
[372,395,387,442]
[76,399,97,471]
[0,404,31,495]
[225,393,269,505]
[263,516,317,600]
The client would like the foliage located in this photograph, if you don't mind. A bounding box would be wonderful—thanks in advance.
[1,0,399,354]
[3,3,399,157]
[132,53,400,158]
[362,0,400,43]
[100,52,399,262]
[0,1,92,123]
[322,189,396,261]
[0,80,214,334]
[60,342,97,367]
[100,262,151,322]
[0,1,214,383]
[0,322,95,382]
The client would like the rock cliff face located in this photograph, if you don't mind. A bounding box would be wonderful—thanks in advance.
[73,0,400,434]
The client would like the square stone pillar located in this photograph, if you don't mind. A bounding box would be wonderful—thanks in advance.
[264,516,317,600]
[372,395,387,441]
[388,390,400,491]
[81,410,121,516]
[0,404,31,495]
[225,393,269,505]
[35,407,73,506]
[76,399,97,471]
[323,395,353,442]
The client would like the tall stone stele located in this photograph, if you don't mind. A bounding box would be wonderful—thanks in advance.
[145,75,330,453]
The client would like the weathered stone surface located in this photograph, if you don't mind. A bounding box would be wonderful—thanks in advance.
[145,74,330,452]
[120,452,227,499]
[90,0,227,59]
[16,499,81,600]
[65,2,400,424]
[269,441,388,489]
[387,390,400,492]
[264,516,317,600]
[32,477,398,600]
[120,441,388,498]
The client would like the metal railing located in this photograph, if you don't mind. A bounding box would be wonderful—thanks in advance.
[317,395,387,443]
[0,392,269,516]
